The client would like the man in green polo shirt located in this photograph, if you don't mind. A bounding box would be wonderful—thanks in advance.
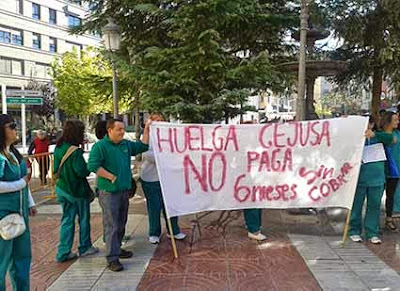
[88,118,150,272]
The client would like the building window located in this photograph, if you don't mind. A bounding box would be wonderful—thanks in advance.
[32,33,41,49]
[16,0,23,14]
[49,37,57,53]
[32,3,40,20]
[49,9,57,25]
[68,15,81,28]
[33,63,50,78]
[0,58,23,76]
[0,31,11,43]
[68,0,82,5]
[0,28,23,45]
[11,30,23,45]
[66,41,82,52]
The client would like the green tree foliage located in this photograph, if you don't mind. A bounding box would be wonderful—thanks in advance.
[25,79,55,119]
[51,47,113,116]
[319,0,400,117]
[83,0,297,122]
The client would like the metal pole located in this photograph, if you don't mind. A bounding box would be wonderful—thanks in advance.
[2,84,7,114]
[296,0,309,121]
[112,58,119,119]
[21,86,26,153]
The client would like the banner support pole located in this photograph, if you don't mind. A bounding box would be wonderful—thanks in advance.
[341,209,352,247]
[167,218,179,258]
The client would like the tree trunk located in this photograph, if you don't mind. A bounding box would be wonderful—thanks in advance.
[371,66,383,121]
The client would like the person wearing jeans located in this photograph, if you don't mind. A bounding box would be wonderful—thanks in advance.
[140,112,186,244]
[88,118,150,272]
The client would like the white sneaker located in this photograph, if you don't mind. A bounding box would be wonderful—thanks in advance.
[248,232,267,241]
[166,233,187,240]
[80,246,99,257]
[349,235,363,242]
[369,237,382,244]
[149,236,160,244]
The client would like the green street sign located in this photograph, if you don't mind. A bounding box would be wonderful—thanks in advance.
[6,97,43,105]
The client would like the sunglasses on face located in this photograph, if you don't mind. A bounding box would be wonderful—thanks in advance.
[5,123,17,130]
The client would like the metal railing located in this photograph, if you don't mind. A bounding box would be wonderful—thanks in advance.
[26,152,56,199]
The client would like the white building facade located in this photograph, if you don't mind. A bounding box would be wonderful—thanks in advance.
[0,0,101,99]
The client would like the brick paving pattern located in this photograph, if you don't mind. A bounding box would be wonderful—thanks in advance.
[138,211,321,290]
[6,213,103,291]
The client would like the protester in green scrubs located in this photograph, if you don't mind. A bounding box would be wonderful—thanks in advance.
[54,120,98,262]
[380,111,400,232]
[140,112,186,244]
[0,114,37,291]
[349,116,394,244]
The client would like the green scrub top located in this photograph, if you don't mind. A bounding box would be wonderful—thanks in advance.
[0,153,29,217]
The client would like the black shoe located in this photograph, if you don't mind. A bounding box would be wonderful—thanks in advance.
[119,249,133,259]
[108,260,124,272]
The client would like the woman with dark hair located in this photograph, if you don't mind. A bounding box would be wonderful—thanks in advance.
[349,116,394,244]
[380,111,400,232]
[54,120,98,262]
[0,114,36,291]
[95,120,108,140]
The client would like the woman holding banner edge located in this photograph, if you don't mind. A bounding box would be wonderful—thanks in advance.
[380,111,400,232]
[140,112,186,244]
[349,116,394,244]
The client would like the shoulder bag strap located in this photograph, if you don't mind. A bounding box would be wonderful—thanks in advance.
[56,146,79,178]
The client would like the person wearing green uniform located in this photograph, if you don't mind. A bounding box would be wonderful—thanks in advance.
[0,114,37,291]
[88,118,150,272]
[243,209,267,241]
[380,111,400,232]
[54,120,98,262]
[140,113,186,244]
[349,116,394,244]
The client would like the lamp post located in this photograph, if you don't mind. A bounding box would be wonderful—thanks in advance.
[102,18,121,119]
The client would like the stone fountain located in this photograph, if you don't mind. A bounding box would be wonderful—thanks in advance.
[281,25,347,120]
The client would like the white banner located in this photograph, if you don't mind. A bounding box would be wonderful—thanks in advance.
[150,116,368,218]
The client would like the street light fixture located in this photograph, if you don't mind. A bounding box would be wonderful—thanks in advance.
[102,18,121,119]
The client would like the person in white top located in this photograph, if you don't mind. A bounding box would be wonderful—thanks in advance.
[140,112,186,244]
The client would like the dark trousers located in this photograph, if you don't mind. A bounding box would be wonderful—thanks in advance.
[386,178,399,217]
[98,190,130,263]
[141,180,180,237]
[36,156,49,184]
[243,209,262,233]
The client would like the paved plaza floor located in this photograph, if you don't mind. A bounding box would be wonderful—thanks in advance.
[9,188,400,290]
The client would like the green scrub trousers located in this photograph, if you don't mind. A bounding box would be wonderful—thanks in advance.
[243,208,262,233]
[56,188,92,262]
[349,185,384,239]
[141,180,180,237]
